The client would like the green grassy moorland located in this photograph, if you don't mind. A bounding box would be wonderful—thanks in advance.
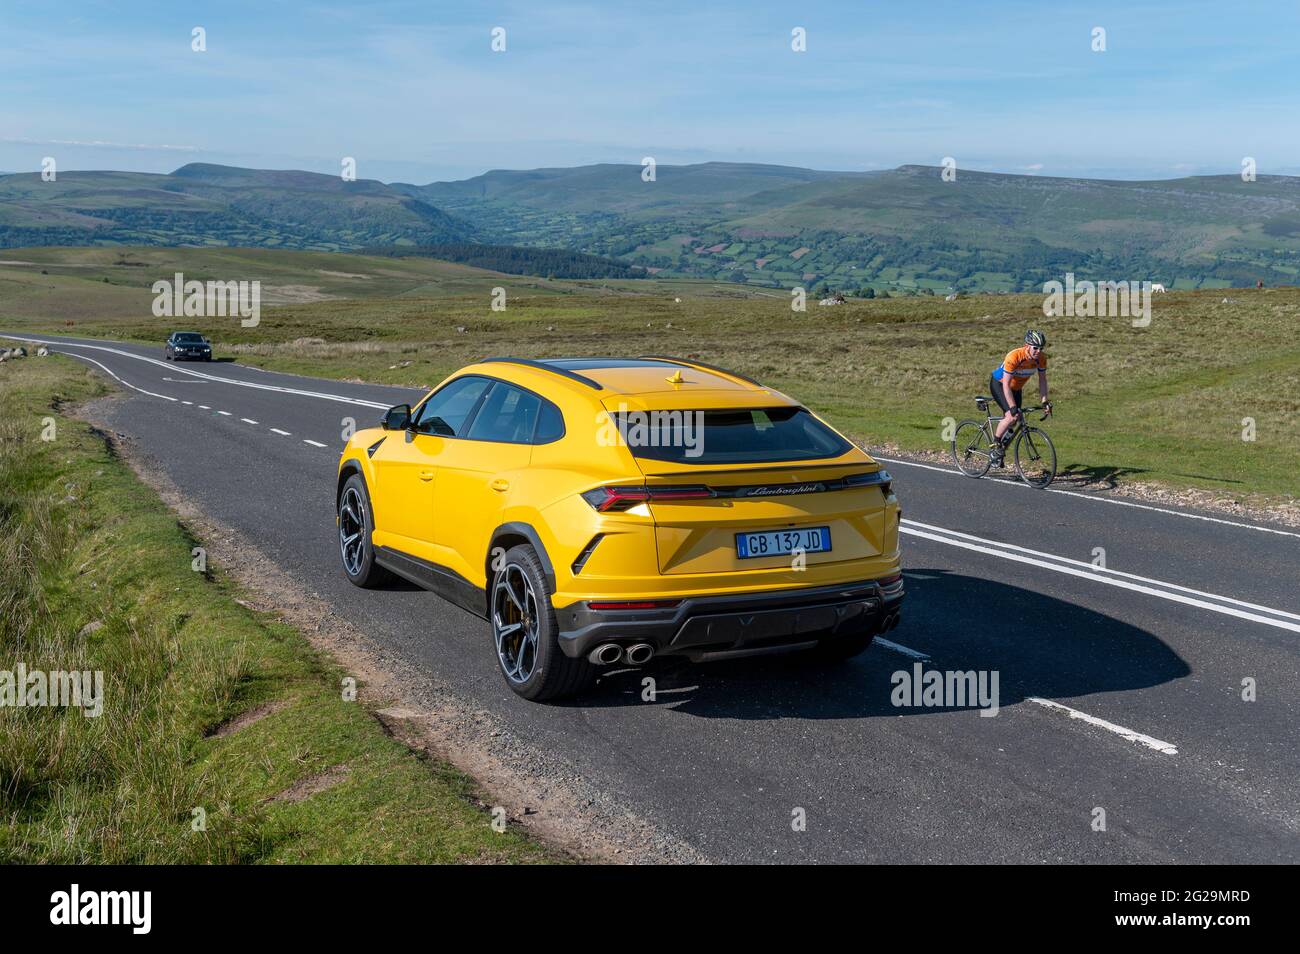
[0,354,556,863]
[1,247,1296,507]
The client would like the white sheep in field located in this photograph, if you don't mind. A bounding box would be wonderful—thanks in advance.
[1151,283,1166,293]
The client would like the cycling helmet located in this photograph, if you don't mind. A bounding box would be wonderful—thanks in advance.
[1024,329,1046,348]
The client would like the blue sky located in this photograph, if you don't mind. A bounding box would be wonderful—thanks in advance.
[2,0,1296,182]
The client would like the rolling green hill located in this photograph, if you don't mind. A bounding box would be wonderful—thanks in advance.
[0,164,475,251]
[403,161,868,214]
[411,162,1300,293]
[5,161,1300,293]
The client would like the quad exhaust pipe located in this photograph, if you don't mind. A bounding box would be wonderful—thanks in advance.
[586,642,657,666]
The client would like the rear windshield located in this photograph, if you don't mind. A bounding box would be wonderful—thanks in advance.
[612,407,850,464]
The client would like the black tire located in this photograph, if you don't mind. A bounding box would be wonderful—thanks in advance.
[491,544,595,701]
[337,473,393,588]
[1014,426,1057,488]
[951,419,992,478]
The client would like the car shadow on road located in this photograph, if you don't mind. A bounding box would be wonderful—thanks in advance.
[575,567,1190,719]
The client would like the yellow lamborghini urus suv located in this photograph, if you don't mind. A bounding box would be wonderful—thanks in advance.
[336,357,903,700]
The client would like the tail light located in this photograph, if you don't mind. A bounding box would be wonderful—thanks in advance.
[581,485,713,512]
[845,470,892,495]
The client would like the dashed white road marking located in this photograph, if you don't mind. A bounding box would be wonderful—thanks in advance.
[874,453,1300,540]
[4,338,338,464]
[1028,697,1178,755]
[901,520,1300,634]
[0,334,391,409]
[876,622,1174,756]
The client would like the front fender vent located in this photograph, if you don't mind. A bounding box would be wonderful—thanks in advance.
[366,437,386,458]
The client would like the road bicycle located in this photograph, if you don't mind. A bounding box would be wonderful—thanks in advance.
[950,397,1057,488]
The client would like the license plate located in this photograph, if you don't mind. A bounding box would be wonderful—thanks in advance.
[735,527,831,559]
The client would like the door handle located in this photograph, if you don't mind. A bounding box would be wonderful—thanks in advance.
[419,469,435,481]
[490,478,510,492]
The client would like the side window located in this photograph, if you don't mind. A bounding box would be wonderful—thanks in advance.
[412,377,491,436]
[534,401,565,444]
[466,383,542,443]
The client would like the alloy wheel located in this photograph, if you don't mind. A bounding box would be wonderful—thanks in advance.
[493,563,540,684]
[338,486,366,575]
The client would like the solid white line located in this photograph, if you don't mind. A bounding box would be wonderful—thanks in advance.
[303,439,327,447]
[1028,697,1178,755]
[874,637,930,660]
[904,518,1300,622]
[270,428,291,436]
[874,453,1300,540]
[900,524,1300,634]
[0,334,392,409]
[217,410,231,416]
[240,418,259,425]
[42,350,178,402]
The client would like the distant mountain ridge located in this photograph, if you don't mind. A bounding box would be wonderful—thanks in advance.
[406,161,1300,292]
[0,163,475,252]
[3,160,1299,292]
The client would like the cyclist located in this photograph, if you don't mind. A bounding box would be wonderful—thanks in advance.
[989,330,1052,465]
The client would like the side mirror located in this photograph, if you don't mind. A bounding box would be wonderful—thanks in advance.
[382,404,412,431]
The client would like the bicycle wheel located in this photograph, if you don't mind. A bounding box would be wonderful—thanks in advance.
[1014,426,1057,488]
[951,420,993,478]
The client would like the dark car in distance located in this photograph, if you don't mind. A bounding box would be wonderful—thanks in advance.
[165,332,213,361]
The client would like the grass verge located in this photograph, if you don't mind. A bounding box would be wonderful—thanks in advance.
[0,354,556,863]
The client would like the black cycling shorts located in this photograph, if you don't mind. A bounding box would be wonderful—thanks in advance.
[989,373,1023,414]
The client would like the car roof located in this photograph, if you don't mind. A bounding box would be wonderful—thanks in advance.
[466,356,795,406]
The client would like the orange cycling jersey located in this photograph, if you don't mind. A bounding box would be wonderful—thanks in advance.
[992,346,1047,392]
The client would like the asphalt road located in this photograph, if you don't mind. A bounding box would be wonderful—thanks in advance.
[9,331,1299,863]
